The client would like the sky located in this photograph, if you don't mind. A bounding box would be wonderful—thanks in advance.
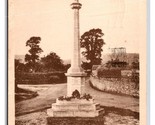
[9,0,146,60]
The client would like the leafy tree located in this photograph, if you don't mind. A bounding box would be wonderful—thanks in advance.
[132,62,139,70]
[64,64,71,72]
[41,52,65,72]
[15,59,26,92]
[80,28,105,69]
[15,59,25,72]
[25,37,43,71]
[15,59,21,92]
[81,62,92,71]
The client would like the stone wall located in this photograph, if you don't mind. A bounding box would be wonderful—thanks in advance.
[90,76,139,97]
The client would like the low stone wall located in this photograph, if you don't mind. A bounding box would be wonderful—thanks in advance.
[90,76,139,97]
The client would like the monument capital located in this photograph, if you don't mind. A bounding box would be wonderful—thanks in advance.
[71,0,82,9]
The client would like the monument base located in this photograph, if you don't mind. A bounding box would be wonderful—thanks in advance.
[47,98,104,117]
[66,72,87,96]
[46,116,105,125]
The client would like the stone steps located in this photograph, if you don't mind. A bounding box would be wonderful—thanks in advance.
[47,108,104,117]
[47,98,105,117]
[52,103,101,111]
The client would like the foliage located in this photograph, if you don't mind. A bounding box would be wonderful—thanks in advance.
[15,59,26,92]
[58,90,92,101]
[132,62,139,70]
[41,52,65,71]
[81,61,92,70]
[80,28,105,69]
[81,93,92,101]
[15,72,67,85]
[58,96,72,101]
[106,60,128,68]
[25,37,43,71]
[64,64,71,72]
[72,89,80,99]
[131,72,139,84]
[15,59,25,72]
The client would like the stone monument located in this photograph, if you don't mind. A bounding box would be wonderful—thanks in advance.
[66,0,87,97]
[47,0,104,123]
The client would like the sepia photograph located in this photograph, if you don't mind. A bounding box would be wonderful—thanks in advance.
[8,0,147,125]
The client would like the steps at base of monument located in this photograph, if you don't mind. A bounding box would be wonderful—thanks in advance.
[51,103,101,111]
[47,108,104,117]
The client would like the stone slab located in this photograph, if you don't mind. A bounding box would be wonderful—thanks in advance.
[66,72,87,77]
[47,108,104,117]
[67,76,85,96]
[47,116,105,125]
[52,103,100,111]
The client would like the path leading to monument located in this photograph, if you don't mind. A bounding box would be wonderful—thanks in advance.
[16,82,139,116]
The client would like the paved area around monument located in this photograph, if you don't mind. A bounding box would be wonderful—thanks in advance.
[16,81,139,116]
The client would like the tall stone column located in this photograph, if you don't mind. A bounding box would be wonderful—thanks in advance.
[66,0,87,96]
[69,0,81,73]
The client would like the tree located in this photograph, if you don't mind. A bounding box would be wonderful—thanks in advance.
[80,28,105,69]
[41,52,65,72]
[15,59,23,92]
[25,37,43,71]
[15,59,25,72]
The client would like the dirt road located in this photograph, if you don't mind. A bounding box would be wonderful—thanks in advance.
[16,81,139,115]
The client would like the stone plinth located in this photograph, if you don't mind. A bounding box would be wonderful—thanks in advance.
[47,98,104,117]
[66,72,87,96]
[47,116,104,125]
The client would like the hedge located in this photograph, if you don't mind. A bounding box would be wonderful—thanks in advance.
[15,72,67,84]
